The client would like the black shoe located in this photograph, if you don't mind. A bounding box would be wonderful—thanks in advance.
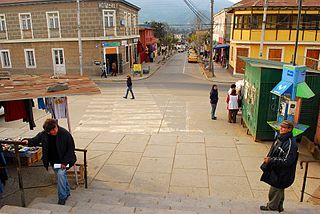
[123,97,127,99]
[131,97,135,99]
[278,207,284,213]
[58,198,66,205]
[213,117,217,120]
[66,194,70,199]
[260,205,278,212]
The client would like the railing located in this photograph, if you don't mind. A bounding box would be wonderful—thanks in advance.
[300,160,320,202]
[0,140,88,207]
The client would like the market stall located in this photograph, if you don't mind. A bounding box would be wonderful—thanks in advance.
[0,74,100,206]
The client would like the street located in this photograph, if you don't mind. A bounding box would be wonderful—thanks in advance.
[0,53,317,205]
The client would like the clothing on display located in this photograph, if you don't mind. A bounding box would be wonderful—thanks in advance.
[37,98,46,110]
[0,147,8,193]
[45,97,67,119]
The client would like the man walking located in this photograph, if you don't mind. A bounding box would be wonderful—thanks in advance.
[23,118,76,205]
[260,120,298,212]
[123,75,135,99]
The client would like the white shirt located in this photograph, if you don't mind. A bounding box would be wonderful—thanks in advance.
[228,95,239,110]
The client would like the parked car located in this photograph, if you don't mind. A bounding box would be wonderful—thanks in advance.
[188,53,198,63]
[0,107,4,116]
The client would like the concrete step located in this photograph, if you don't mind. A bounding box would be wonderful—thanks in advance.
[29,203,72,214]
[0,205,51,214]
[29,187,320,214]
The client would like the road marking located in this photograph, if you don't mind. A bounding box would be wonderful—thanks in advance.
[182,54,187,74]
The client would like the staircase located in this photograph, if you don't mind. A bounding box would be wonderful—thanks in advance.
[1,187,320,214]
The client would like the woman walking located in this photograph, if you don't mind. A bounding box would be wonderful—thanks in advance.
[226,89,239,123]
[210,85,219,120]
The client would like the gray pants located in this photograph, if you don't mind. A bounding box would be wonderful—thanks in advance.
[211,104,217,119]
[267,186,284,211]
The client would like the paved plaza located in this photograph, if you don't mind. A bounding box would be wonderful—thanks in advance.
[0,53,319,207]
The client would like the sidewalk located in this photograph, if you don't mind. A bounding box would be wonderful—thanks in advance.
[91,55,167,83]
[200,61,243,84]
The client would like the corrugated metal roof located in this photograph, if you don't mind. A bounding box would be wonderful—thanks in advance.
[231,0,320,9]
[0,75,101,102]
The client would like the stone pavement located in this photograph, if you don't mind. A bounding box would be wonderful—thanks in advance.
[200,62,243,84]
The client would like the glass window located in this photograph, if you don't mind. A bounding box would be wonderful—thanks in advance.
[0,50,11,68]
[24,49,36,68]
[303,15,320,30]
[104,10,115,28]
[251,15,262,29]
[266,15,277,29]
[133,15,137,34]
[0,15,6,32]
[47,12,59,29]
[20,13,32,30]
[277,15,290,29]
[125,46,129,63]
[128,13,132,35]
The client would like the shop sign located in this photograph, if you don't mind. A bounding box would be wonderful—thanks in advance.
[121,40,128,46]
[133,38,139,43]
[102,42,120,47]
[98,2,117,9]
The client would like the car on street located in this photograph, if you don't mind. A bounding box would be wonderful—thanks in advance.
[0,107,3,116]
[188,53,198,63]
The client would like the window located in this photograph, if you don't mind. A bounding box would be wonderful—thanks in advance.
[266,15,277,29]
[303,14,320,30]
[47,12,60,29]
[128,13,132,35]
[24,49,36,68]
[0,50,11,68]
[125,46,129,63]
[276,15,290,29]
[124,12,128,35]
[19,13,32,30]
[251,15,262,29]
[0,15,6,32]
[103,10,115,28]
[133,15,137,34]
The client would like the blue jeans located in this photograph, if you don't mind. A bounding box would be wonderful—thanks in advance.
[53,168,70,200]
[125,86,135,98]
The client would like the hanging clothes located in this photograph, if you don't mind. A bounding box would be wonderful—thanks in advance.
[0,100,27,122]
[45,97,67,119]
[0,147,8,193]
[23,99,36,130]
[37,98,46,110]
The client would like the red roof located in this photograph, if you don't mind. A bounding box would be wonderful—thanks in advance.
[234,0,320,7]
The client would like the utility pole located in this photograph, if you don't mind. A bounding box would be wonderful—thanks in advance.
[293,0,302,66]
[259,0,268,59]
[209,0,214,76]
[77,0,83,76]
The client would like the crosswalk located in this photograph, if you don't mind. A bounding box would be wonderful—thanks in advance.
[74,86,204,134]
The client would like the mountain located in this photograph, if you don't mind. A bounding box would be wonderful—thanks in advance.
[128,0,235,25]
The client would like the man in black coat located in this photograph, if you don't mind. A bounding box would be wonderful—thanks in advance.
[260,120,298,212]
[23,118,76,205]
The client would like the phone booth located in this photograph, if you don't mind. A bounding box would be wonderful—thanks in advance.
[268,65,315,136]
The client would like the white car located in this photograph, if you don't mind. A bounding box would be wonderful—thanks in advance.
[0,107,4,116]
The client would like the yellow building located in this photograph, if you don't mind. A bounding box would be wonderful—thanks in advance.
[228,0,320,74]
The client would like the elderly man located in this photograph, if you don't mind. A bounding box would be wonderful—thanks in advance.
[23,118,76,205]
[260,120,298,212]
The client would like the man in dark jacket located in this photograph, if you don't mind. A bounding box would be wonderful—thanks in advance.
[23,118,76,205]
[260,120,298,212]
[123,75,135,99]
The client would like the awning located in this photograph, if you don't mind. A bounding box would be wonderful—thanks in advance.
[296,82,315,99]
[271,80,292,96]
[213,44,230,49]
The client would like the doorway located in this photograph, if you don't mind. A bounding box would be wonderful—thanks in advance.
[52,48,66,75]
[236,47,249,74]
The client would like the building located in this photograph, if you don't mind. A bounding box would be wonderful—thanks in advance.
[138,24,157,63]
[213,9,232,44]
[212,9,232,68]
[227,0,320,74]
[0,0,140,76]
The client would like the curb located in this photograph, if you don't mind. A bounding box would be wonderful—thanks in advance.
[93,55,172,83]
[199,63,242,84]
